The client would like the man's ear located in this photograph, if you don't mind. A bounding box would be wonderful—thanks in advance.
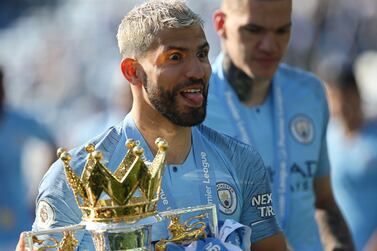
[120,58,143,86]
[213,10,227,39]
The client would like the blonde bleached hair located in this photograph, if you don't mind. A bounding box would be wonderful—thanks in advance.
[117,0,204,59]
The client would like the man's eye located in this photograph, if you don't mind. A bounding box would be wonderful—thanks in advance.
[276,27,291,35]
[197,50,209,60]
[169,53,182,61]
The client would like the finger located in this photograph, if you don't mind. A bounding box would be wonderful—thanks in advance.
[15,232,29,251]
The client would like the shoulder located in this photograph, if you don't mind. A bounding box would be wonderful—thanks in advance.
[40,124,123,191]
[197,124,251,151]
[278,64,321,84]
[34,122,126,230]
[197,124,264,168]
[72,124,124,170]
[277,64,326,99]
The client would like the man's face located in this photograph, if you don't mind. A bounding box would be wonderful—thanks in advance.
[222,0,292,81]
[139,25,211,127]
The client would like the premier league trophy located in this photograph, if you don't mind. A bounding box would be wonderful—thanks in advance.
[24,138,218,250]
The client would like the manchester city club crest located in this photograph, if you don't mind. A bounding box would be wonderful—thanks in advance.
[217,182,237,215]
[290,115,314,144]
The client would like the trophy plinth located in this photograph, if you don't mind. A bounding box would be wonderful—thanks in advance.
[25,138,218,250]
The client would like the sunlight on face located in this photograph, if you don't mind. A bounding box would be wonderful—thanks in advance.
[140,25,211,126]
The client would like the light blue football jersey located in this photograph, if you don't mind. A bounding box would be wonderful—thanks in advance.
[32,114,280,250]
[205,53,331,251]
[328,119,377,251]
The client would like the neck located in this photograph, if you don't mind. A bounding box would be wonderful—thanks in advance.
[130,105,192,165]
[223,54,271,106]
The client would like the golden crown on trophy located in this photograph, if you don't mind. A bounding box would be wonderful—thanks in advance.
[57,137,168,223]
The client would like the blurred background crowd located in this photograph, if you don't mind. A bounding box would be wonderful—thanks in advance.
[0,0,376,250]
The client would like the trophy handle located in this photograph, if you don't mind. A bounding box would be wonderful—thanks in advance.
[157,204,218,238]
[155,213,207,250]
[155,204,218,250]
[24,224,85,251]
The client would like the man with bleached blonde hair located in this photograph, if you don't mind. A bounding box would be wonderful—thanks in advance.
[16,1,288,250]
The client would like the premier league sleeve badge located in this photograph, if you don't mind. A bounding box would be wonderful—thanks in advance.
[36,200,55,229]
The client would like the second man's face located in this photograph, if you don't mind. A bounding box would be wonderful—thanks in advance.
[138,25,211,127]
[222,0,292,81]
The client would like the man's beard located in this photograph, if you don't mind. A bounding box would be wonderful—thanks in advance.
[144,77,207,127]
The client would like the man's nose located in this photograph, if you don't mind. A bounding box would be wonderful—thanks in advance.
[258,33,279,53]
[185,57,206,79]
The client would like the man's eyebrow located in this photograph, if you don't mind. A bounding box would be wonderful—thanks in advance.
[198,42,210,50]
[164,41,210,52]
[243,22,292,30]
[164,45,189,52]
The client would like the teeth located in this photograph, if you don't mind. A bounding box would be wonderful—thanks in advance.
[183,89,201,93]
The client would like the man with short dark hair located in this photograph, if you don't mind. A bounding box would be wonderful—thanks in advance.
[205,0,355,250]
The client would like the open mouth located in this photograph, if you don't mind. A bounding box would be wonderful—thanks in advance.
[180,87,204,108]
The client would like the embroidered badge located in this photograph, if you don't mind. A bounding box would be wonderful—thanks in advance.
[217,182,237,215]
[290,115,314,144]
[36,200,55,229]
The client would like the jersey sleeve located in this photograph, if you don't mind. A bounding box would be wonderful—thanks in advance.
[31,126,121,250]
[233,145,281,243]
[31,157,94,250]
